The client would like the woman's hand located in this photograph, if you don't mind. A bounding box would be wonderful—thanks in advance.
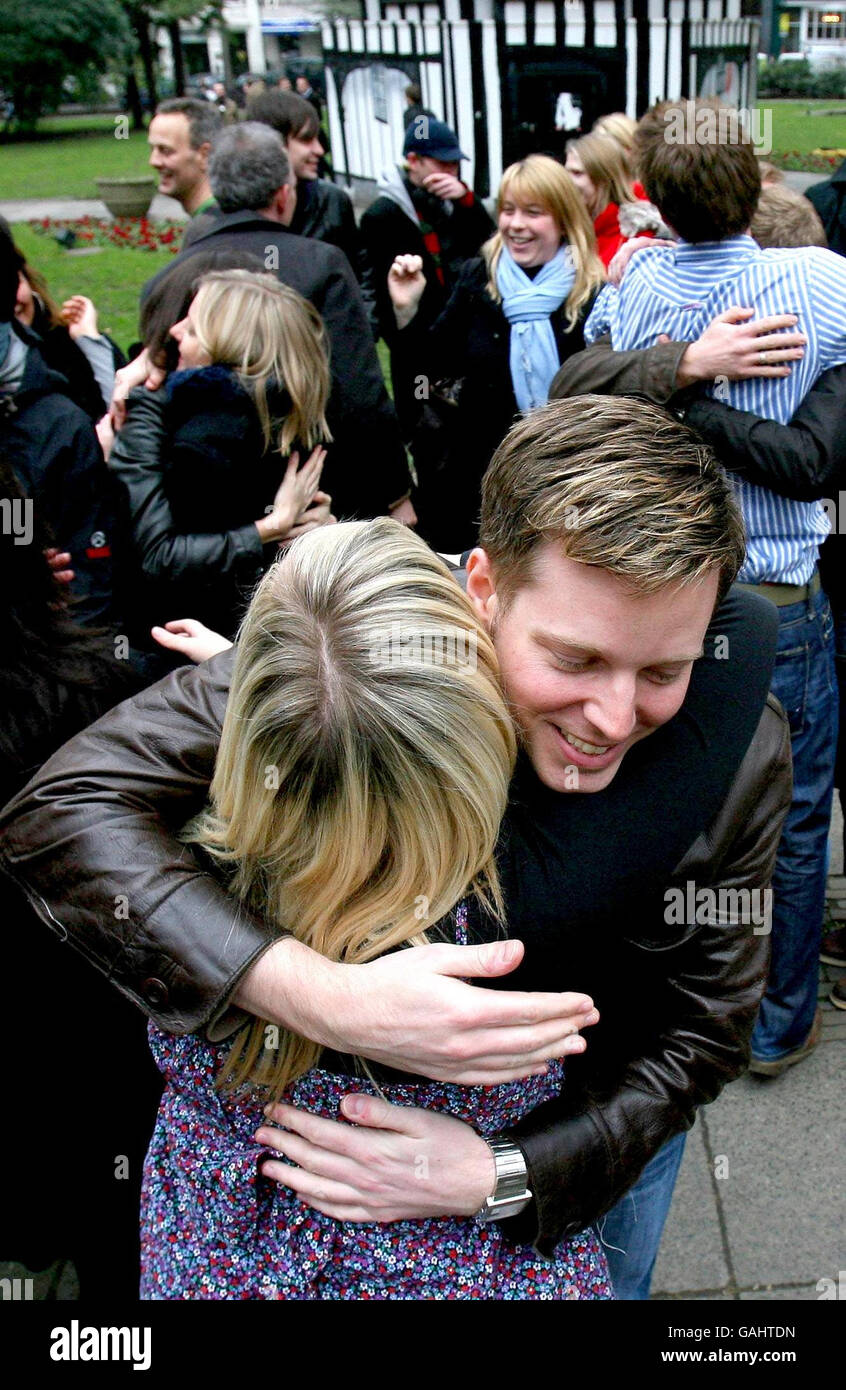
[255,446,327,544]
[60,294,99,340]
[676,306,807,388]
[388,496,418,527]
[110,349,167,429]
[284,489,336,540]
[256,1094,497,1222]
[607,236,674,287]
[151,619,233,664]
[388,254,426,328]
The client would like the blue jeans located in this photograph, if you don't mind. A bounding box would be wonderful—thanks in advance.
[597,1132,687,1300]
[751,585,838,1059]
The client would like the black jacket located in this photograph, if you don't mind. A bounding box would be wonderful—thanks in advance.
[0,585,790,1252]
[290,180,379,335]
[109,367,291,641]
[398,257,594,551]
[0,337,118,627]
[183,184,380,335]
[142,213,411,517]
[360,173,495,348]
[806,161,846,257]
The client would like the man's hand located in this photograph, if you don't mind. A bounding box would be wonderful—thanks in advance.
[236,935,599,1085]
[45,548,74,585]
[95,412,115,461]
[422,171,466,202]
[256,1094,496,1221]
[110,350,167,429]
[675,306,806,388]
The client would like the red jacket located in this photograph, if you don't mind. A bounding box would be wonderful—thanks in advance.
[593,192,656,269]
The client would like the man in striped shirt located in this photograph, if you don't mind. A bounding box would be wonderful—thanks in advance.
[585,99,841,1079]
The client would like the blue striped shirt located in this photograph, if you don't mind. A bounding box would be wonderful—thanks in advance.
[584,236,846,583]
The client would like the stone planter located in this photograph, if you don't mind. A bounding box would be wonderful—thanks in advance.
[95,177,156,219]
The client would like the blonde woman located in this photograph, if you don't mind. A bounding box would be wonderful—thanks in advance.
[592,111,638,157]
[388,154,605,553]
[139,518,612,1301]
[108,269,333,669]
[565,132,664,268]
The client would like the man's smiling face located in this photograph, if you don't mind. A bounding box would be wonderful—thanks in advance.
[466,541,719,793]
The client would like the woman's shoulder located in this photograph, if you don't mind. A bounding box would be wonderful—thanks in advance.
[166,363,247,406]
[164,365,258,432]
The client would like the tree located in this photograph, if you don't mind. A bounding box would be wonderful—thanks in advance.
[156,1,224,97]
[0,0,130,129]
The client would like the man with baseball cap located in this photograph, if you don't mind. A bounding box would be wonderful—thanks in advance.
[360,115,494,430]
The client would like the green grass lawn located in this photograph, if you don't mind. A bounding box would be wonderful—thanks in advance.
[0,127,152,201]
[12,224,173,352]
[764,99,846,160]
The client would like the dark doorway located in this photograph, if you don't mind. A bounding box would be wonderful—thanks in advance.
[505,55,626,164]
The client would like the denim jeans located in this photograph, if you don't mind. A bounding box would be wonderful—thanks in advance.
[597,1132,688,1300]
[751,585,838,1060]
[832,601,846,862]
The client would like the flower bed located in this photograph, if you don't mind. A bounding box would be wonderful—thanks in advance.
[768,150,843,173]
[29,216,182,252]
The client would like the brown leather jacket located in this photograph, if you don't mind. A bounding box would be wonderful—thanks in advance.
[0,651,791,1254]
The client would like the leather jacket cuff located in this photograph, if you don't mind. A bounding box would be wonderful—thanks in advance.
[495,1108,615,1256]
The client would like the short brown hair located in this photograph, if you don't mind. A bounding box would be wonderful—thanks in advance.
[634,99,761,243]
[246,89,320,142]
[155,97,221,151]
[751,184,826,249]
[479,395,746,607]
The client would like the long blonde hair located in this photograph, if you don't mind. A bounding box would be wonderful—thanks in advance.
[190,269,330,454]
[566,132,636,215]
[188,518,517,1099]
[483,154,605,327]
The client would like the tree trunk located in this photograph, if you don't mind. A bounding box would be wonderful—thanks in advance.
[125,65,145,131]
[167,21,186,97]
[134,15,159,112]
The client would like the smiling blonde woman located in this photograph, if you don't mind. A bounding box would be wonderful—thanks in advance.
[385,155,605,554]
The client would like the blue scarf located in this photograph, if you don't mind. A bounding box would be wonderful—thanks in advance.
[496,244,575,412]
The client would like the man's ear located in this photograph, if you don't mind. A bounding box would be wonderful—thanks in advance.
[197,141,212,172]
[465,547,498,627]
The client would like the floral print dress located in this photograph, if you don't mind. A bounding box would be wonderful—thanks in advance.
[139,905,613,1301]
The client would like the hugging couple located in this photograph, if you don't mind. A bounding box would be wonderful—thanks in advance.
[2,395,790,1300]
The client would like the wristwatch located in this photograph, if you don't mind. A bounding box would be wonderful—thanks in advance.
[474,1138,532,1223]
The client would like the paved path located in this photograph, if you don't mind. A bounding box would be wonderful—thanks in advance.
[0,194,188,224]
[652,806,845,1301]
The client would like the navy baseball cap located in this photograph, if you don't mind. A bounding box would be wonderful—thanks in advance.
[403,118,467,161]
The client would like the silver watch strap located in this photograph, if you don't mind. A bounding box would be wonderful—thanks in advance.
[475,1138,532,1223]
